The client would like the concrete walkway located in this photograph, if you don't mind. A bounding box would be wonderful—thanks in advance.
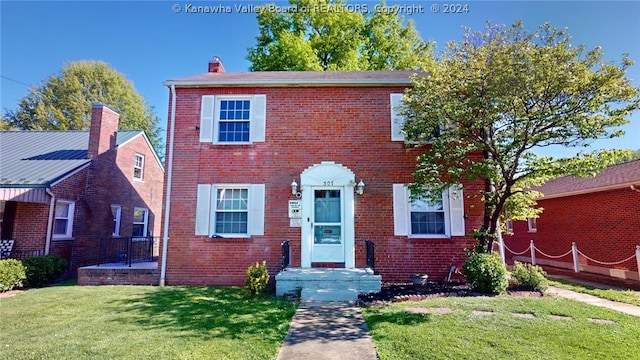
[276,301,378,360]
[546,286,640,317]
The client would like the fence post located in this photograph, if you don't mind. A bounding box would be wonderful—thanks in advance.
[636,245,640,281]
[572,242,580,273]
[530,240,536,265]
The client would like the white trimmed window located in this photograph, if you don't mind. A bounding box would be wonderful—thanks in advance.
[132,207,148,237]
[199,95,266,144]
[390,93,442,143]
[111,205,122,236]
[393,185,465,238]
[505,220,514,233]
[133,154,144,180]
[195,184,265,238]
[527,217,537,233]
[53,200,75,238]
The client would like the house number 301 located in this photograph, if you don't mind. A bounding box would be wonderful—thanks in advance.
[323,181,334,186]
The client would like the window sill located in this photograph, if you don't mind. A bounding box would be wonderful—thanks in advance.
[527,230,537,233]
[204,236,252,242]
[408,235,451,240]
[133,178,144,183]
[52,237,74,241]
[211,142,253,146]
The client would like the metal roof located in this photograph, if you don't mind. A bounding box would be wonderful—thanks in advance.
[116,130,144,146]
[537,159,640,199]
[163,70,420,87]
[0,130,147,187]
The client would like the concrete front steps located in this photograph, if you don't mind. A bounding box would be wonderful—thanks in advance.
[275,267,381,301]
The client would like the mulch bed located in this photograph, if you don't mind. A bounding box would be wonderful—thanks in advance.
[358,281,542,306]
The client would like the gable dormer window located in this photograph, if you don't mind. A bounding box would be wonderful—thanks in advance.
[133,154,144,180]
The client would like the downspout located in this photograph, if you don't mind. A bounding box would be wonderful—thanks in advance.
[160,84,177,286]
[631,184,640,193]
[44,188,56,255]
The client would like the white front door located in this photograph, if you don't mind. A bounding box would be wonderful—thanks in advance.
[311,188,344,262]
[300,162,356,268]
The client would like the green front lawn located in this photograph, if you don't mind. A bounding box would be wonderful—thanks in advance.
[0,286,296,360]
[362,296,640,360]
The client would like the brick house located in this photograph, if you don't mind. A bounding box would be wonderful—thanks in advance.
[0,104,164,272]
[503,159,640,283]
[160,58,483,298]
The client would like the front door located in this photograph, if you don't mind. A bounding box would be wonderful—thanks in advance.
[300,162,356,268]
[312,189,344,262]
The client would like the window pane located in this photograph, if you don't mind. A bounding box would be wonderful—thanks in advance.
[411,198,443,212]
[215,212,248,234]
[132,224,144,237]
[55,203,69,218]
[54,219,68,235]
[133,209,146,222]
[315,190,340,223]
[314,225,341,244]
[216,189,248,211]
[411,212,445,235]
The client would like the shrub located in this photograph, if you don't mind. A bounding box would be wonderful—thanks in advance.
[245,260,270,296]
[511,261,548,291]
[21,255,68,287]
[462,250,508,294]
[0,259,27,292]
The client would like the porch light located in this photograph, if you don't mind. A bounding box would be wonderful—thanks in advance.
[356,180,365,195]
[291,180,298,195]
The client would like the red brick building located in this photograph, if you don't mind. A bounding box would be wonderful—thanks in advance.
[504,160,640,283]
[0,104,164,272]
[160,58,484,294]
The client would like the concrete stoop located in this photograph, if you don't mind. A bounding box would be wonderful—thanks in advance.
[276,267,381,302]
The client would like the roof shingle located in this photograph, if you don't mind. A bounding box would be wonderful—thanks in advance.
[538,159,640,198]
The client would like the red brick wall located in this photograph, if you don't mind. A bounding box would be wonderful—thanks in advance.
[11,202,49,254]
[163,86,484,285]
[504,188,640,274]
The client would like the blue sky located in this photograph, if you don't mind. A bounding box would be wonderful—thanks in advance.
[2,1,639,156]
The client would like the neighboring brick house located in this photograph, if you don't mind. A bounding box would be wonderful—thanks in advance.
[504,159,640,283]
[0,104,164,272]
[160,58,484,290]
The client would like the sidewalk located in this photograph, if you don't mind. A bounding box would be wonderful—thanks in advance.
[546,286,640,317]
[276,301,378,360]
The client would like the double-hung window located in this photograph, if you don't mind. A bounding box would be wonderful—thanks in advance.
[132,207,148,237]
[214,188,249,235]
[410,196,446,235]
[393,185,465,238]
[218,99,251,142]
[199,95,266,144]
[390,93,442,143]
[527,217,537,233]
[134,154,144,180]
[53,200,75,239]
[195,184,265,238]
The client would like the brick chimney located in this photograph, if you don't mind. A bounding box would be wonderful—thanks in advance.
[88,103,119,159]
[208,56,225,73]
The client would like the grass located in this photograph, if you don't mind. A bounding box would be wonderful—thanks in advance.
[548,278,640,306]
[362,296,640,360]
[0,285,296,360]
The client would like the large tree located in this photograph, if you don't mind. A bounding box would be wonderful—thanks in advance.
[401,21,639,252]
[247,0,432,71]
[3,61,163,158]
